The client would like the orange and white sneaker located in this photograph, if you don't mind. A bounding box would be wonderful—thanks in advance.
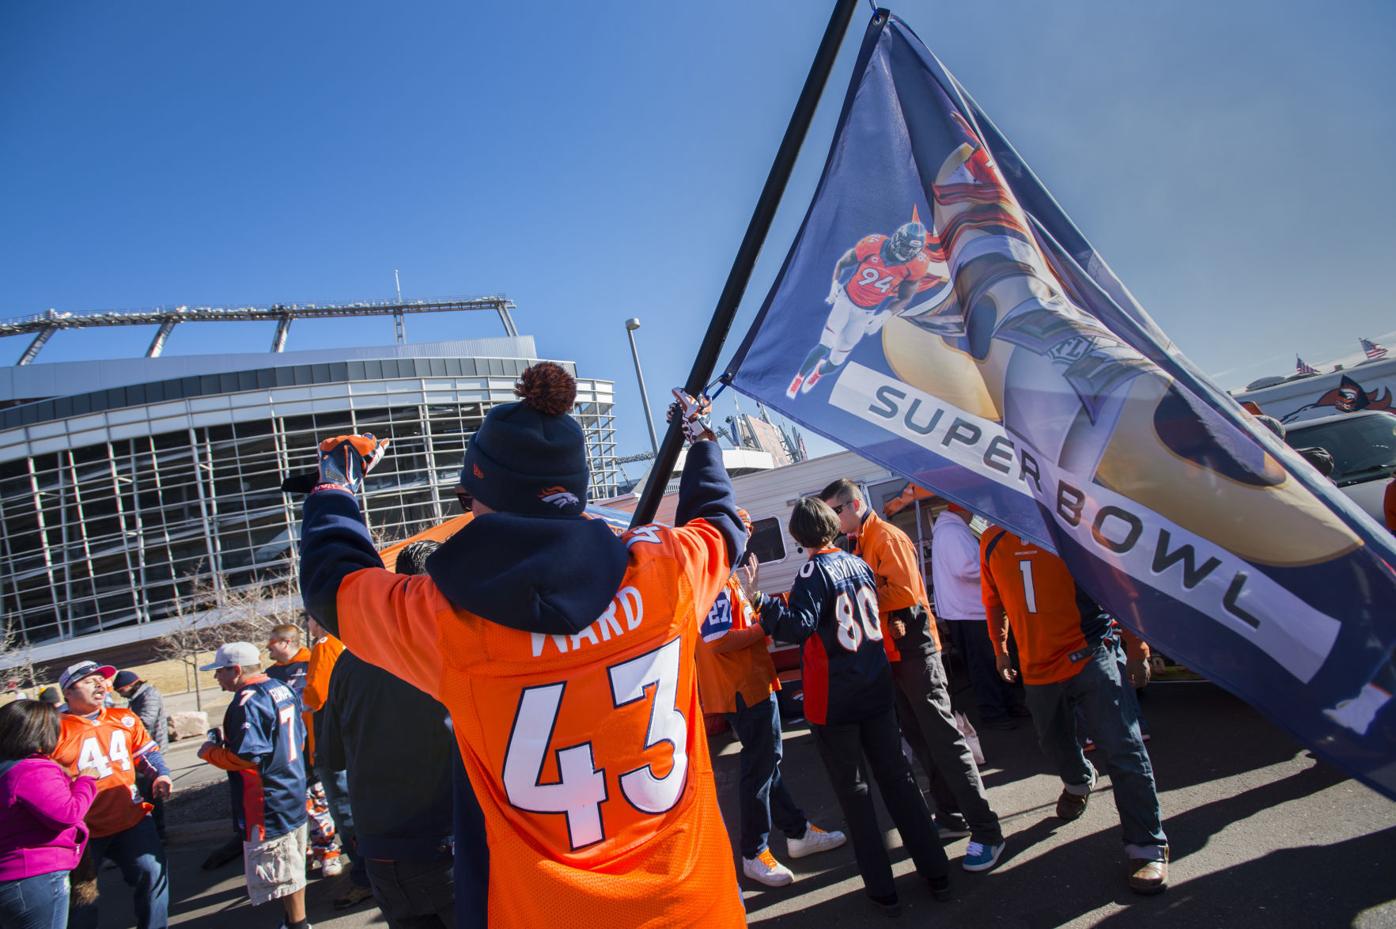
[742,848,795,887]
[786,824,847,859]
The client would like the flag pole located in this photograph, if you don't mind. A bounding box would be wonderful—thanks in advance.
[630,0,865,527]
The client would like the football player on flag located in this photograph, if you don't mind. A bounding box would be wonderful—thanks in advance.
[787,213,945,399]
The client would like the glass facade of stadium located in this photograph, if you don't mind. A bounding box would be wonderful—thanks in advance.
[0,338,617,660]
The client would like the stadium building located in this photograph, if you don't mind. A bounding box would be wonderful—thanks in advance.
[0,300,618,665]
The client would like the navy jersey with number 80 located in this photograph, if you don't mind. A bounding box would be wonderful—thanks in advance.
[758,547,895,725]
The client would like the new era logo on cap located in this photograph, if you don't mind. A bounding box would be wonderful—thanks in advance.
[199,642,261,672]
[60,660,116,691]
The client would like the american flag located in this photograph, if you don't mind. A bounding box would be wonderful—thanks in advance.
[1360,337,1389,360]
[1296,356,1320,376]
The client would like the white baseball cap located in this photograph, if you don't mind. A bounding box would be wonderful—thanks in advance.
[199,642,261,671]
[59,660,117,691]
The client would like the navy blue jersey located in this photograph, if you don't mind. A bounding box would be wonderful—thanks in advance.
[266,655,309,704]
[223,675,308,840]
[759,548,895,725]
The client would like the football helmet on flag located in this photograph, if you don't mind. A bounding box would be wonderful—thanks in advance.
[883,221,928,264]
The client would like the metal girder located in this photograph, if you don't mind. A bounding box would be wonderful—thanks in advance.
[145,319,178,357]
[271,316,292,352]
[0,297,516,335]
[16,326,56,365]
[497,303,520,337]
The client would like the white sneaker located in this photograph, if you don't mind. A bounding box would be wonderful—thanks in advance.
[786,824,847,859]
[742,849,795,887]
[321,854,345,877]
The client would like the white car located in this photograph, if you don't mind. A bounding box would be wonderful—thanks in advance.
[1283,410,1395,526]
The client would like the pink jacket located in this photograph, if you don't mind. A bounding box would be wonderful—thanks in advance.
[0,755,97,881]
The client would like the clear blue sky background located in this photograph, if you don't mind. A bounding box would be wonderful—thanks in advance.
[2,1,1394,464]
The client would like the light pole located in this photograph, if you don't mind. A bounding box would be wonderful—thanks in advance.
[625,318,660,456]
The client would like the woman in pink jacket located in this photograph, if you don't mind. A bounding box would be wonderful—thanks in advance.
[0,700,98,929]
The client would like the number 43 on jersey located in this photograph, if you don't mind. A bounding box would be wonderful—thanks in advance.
[502,637,689,850]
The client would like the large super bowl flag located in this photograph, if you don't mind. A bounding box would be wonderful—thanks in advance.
[726,12,1396,796]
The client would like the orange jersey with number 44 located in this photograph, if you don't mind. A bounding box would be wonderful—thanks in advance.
[53,708,156,838]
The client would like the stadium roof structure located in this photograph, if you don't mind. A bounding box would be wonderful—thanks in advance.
[0,295,519,364]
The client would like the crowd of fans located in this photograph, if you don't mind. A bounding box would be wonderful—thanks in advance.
[14,361,1366,928]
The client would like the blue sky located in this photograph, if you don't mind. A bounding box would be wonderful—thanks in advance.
[2,1,1394,464]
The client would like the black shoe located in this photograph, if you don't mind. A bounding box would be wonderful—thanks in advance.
[333,881,375,910]
[201,836,243,870]
[934,817,971,839]
[928,875,953,902]
[867,892,902,917]
[1056,788,1089,821]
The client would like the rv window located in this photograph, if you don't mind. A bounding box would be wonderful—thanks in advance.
[747,517,786,564]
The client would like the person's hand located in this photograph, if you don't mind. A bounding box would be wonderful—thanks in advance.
[1126,657,1151,689]
[281,433,389,495]
[151,775,173,800]
[890,619,907,639]
[996,654,1018,683]
[667,390,716,444]
[198,728,222,761]
[77,767,101,780]
[826,280,841,305]
[737,556,760,601]
[316,433,389,492]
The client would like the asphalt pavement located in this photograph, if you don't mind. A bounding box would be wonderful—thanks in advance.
[95,679,1396,928]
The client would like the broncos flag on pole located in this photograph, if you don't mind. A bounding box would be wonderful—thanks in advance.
[724,11,1396,798]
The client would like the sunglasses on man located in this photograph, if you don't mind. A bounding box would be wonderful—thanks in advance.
[455,488,474,513]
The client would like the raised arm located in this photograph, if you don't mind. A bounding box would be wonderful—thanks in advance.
[300,489,448,700]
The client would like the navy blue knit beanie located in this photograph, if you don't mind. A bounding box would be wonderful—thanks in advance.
[459,362,588,517]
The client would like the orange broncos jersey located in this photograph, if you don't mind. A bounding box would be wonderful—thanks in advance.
[695,574,778,715]
[853,510,940,662]
[844,234,934,308]
[979,527,1110,685]
[335,519,744,929]
[53,708,156,838]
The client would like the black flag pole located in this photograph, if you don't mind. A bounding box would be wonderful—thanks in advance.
[630,0,865,527]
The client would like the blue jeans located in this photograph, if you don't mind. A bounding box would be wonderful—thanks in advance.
[944,619,1020,721]
[1023,642,1168,860]
[0,870,70,929]
[316,764,369,888]
[725,692,809,858]
[69,815,168,929]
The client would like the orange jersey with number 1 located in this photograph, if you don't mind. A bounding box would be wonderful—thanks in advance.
[335,519,744,929]
[53,708,156,838]
[979,527,1110,685]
